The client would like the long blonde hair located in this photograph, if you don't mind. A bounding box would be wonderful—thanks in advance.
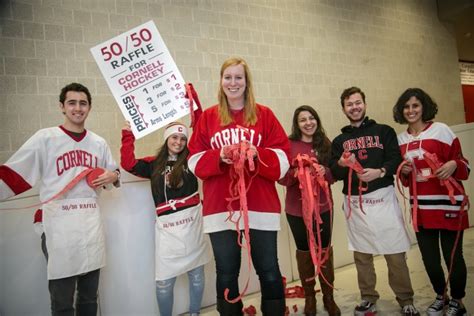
[217,57,257,126]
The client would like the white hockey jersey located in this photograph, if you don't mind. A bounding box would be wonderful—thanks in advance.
[1,126,117,201]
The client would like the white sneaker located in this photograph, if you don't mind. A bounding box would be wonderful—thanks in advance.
[401,304,420,315]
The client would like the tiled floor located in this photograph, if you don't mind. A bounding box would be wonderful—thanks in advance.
[199,228,473,315]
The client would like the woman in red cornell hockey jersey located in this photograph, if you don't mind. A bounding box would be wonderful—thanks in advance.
[120,122,210,316]
[187,57,290,315]
[278,105,340,316]
[393,88,470,316]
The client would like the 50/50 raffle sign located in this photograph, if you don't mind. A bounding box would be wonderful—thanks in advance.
[91,20,190,139]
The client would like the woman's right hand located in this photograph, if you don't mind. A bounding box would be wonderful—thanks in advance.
[400,161,413,175]
[220,146,233,164]
[338,152,355,167]
[122,121,132,132]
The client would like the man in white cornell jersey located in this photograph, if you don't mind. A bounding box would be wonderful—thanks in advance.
[0,83,120,316]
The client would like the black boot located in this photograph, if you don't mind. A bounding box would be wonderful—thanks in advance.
[296,249,316,316]
[261,298,286,316]
[216,298,243,316]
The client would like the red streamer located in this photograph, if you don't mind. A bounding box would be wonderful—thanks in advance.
[396,152,469,300]
[0,168,104,211]
[184,83,203,129]
[243,305,257,315]
[221,140,260,304]
[396,160,419,232]
[292,154,333,285]
[340,151,367,219]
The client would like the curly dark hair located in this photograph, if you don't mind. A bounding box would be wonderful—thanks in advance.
[289,105,332,165]
[340,86,365,107]
[393,88,438,124]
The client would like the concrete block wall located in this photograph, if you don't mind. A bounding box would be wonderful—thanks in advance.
[0,1,470,314]
[0,0,465,164]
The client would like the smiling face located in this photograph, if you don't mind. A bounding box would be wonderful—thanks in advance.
[403,96,423,126]
[221,64,246,109]
[342,92,367,126]
[297,110,317,142]
[60,91,91,132]
[166,133,187,156]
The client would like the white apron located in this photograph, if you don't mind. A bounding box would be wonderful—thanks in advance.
[343,186,411,254]
[155,198,210,281]
[43,197,106,280]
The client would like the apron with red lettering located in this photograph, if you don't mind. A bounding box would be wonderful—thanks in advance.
[343,186,411,254]
[43,197,106,280]
[155,201,210,281]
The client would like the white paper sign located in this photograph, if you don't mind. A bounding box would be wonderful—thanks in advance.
[460,62,474,85]
[90,20,190,138]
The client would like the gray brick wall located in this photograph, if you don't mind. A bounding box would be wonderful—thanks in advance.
[0,0,465,164]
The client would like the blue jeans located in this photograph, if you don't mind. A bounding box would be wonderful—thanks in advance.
[156,264,205,316]
[209,229,284,301]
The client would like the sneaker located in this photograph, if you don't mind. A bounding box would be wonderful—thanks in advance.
[354,300,377,315]
[401,304,420,315]
[426,294,448,316]
[445,299,467,316]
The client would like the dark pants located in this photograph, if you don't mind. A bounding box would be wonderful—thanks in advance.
[209,229,284,301]
[41,233,100,316]
[286,211,332,251]
[416,227,466,299]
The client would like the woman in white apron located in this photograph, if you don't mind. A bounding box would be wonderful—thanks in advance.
[121,122,210,316]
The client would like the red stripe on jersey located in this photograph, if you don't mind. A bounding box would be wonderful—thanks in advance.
[59,125,87,142]
[33,209,43,223]
[0,165,32,195]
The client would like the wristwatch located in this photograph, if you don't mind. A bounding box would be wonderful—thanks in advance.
[114,170,121,181]
[379,167,386,178]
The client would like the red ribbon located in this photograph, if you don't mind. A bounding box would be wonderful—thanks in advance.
[242,305,257,315]
[221,140,260,304]
[0,168,104,211]
[184,83,203,129]
[396,152,469,299]
[292,154,333,285]
[155,193,200,216]
[422,152,469,209]
[340,151,367,219]
[396,160,419,232]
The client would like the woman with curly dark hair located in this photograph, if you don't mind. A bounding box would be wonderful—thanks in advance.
[279,105,340,316]
[393,88,470,316]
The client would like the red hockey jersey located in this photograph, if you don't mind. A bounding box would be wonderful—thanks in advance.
[398,122,470,230]
[187,104,290,233]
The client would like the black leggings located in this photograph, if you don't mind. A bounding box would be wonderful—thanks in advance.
[209,229,284,301]
[416,227,466,299]
[286,211,332,251]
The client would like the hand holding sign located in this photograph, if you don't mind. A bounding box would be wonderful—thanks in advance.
[91,21,191,139]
